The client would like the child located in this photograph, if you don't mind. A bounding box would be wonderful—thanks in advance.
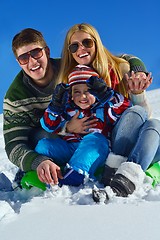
[35,65,132,186]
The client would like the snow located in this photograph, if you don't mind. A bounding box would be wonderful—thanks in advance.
[0,89,160,240]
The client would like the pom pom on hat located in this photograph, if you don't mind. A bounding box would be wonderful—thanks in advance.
[68,65,99,86]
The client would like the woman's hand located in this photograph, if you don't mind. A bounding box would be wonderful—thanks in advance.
[37,160,63,185]
[125,71,153,94]
[66,111,98,134]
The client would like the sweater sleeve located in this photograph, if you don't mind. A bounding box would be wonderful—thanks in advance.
[3,74,53,172]
[3,104,49,172]
[129,91,152,117]
[119,54,152,116]
[119,54,149,74]
[40,108,65,133]
[107,92,132,123]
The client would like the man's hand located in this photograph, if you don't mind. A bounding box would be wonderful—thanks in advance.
[125,71,153,94]
[37,160,63,185]
[66,111,98,134]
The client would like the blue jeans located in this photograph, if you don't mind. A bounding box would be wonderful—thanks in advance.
[111,105,160,171]
[35,132,109,178]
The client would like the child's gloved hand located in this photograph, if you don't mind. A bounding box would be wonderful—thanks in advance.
[86,76,114,104]
[48,83,69,114]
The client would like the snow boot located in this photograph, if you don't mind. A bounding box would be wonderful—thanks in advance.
[92,162,145,203]
[92,173,135,203]
[110,173,135,197]
[101,153,127,186]
[101,165,116,186]
[58,167,85,187]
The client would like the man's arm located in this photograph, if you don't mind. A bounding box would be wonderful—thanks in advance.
[3,73,52,171]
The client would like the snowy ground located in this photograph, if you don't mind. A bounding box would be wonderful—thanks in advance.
[0,88,160,240]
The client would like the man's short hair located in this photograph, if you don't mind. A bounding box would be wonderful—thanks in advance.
[12,28,47,57]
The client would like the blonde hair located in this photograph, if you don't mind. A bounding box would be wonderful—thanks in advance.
[57,23,129,94]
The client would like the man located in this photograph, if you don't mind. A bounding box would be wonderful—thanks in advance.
[3,28,61,177]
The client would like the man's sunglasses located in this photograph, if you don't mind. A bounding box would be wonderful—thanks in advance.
[68,38,94,54]
[17,46,47,65]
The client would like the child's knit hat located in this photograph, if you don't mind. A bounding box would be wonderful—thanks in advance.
[68,65,99,86]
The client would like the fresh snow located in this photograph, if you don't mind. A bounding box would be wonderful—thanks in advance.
[0,88,160,240]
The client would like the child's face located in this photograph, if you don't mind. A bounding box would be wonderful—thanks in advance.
[71,83,96,109]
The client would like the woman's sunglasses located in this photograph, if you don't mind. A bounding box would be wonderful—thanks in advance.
[68,38,94,54]
[17,46,47,65]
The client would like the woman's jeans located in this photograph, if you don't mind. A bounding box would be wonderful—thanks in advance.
[35,132,109,178]
[111,105,160,171]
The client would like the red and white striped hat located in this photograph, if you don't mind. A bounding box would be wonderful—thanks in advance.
[68,65,99,86]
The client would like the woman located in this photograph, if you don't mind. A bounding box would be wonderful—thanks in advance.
[54,23,160,202]
[57,23,152,115]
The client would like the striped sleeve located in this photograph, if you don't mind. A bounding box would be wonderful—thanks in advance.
[106,92,132,123]
[40,109,62,132]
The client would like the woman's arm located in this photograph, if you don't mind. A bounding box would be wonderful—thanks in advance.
[119,54,152,116]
